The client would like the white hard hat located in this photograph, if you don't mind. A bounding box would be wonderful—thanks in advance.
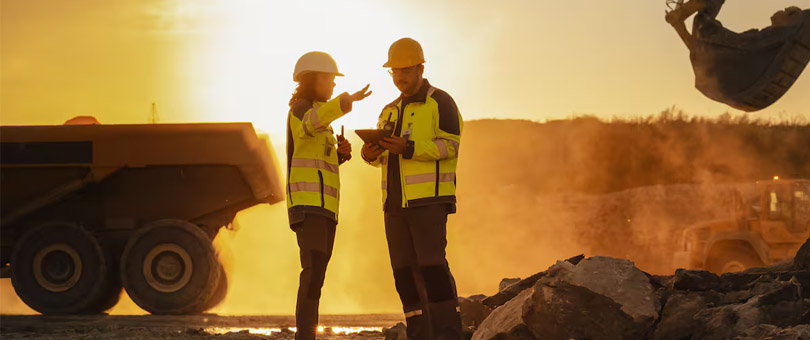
[293,51,344,82]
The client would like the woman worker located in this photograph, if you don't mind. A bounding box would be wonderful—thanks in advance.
[286,51,371,340]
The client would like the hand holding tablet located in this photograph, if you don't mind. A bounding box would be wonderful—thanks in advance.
[355,129,393,145]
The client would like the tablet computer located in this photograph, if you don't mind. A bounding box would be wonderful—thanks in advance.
[355,129,392,144]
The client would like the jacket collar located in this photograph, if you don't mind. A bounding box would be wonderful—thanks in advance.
[388,79,431,107]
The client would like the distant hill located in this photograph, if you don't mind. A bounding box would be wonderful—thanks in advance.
[459,115,810,194]
[450,115,809,278]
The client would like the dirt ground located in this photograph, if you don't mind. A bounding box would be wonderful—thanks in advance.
[0,314,403,340]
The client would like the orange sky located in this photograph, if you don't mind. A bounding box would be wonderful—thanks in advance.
[2,0,808,136]
[1,0,809,316]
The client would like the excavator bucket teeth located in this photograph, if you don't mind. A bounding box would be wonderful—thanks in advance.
[690,7,810,112]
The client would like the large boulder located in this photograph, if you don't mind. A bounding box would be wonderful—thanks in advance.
[459,295,492,330]
[730,324,810,340]
[653,291,722,340]
[482,254,584,308]
[384,323,407,340]
[473,256,660,340]
[794,237,810,270]
[692,279,804,340]
[546,257,661,324]
[498,278,520,292]
[673,269,722,291]
[760,325,810,340]
[736,324,781,339]
[721,272,765,292]
[470,289,537,340]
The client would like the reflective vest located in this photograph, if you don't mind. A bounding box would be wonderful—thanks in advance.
[367,80,462,208]
[286,94,350,222]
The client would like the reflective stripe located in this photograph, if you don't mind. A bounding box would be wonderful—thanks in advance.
[381,155,388,165]
[381,181,387,190]
[301,119,314,137]
[437,136,459,154]
[309,105,323,130]
[291,158,339,173]
[288,182,319,193]
[323,184,338,198]
[404,173,434,185]
[289,182,338,198]
[438,172,455,182]
[433,139,448,159]
[301,105,324,135]
[404,172,455,185]
[404,309,423,318]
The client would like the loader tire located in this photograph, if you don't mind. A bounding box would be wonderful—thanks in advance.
[705,243,765,274]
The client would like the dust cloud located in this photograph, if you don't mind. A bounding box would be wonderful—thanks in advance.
[1,112,808,315]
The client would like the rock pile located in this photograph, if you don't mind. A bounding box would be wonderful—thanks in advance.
[458,239,810,340]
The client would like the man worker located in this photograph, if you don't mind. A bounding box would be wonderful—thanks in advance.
[361,38,463,340]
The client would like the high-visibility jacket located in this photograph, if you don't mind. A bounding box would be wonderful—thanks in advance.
[287,94,351,223]
[366,80,462,209]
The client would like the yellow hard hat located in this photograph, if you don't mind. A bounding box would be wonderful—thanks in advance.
[293,51,344,82]
[383,38,425,68]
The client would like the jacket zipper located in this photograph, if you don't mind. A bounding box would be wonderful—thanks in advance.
[435,160,440,197]
[318,170,325,207]
[396,104,409,207]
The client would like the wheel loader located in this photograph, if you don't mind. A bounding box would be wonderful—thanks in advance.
[673,178,810,273]
[0,120,284,315]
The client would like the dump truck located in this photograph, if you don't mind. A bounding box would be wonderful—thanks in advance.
[673,178,810,273]
[0,122,284,315]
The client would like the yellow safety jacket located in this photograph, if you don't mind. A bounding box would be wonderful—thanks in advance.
[286,94,351,223]
[366,80,462,209]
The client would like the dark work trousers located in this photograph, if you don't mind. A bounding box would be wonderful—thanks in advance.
[384,203,463,340]
[292,214,337,340]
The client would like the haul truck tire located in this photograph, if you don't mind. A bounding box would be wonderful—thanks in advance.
[11,222,115,315]
[82,241,123,313]
[90,283,123,313]
[121,219,221,314]
[705,243,765,274]
[202,264,228,310]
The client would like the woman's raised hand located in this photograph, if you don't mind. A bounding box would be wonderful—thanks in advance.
[351,84,372,102]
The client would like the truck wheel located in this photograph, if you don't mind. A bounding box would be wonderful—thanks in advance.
[705,244,765,274]
[88,283,122,313]
[121,219,220,314]
[11,222,113,315]
[202,264,228,311]
[79,240,123,314]
[82,264,122,314]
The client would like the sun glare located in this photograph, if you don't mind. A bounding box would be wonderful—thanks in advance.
[194,0,409,137]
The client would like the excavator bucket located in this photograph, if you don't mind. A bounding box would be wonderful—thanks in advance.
[669,0,810,112]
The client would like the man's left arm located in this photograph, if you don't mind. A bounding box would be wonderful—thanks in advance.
[403,90,462,161]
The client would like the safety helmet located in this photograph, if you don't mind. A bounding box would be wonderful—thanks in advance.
[383,38,425,68]
[293,51,344,82]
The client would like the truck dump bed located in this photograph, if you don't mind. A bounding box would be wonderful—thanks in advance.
[1,122,284,231]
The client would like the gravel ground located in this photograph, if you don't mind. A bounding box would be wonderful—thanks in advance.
[0,314,403,340]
